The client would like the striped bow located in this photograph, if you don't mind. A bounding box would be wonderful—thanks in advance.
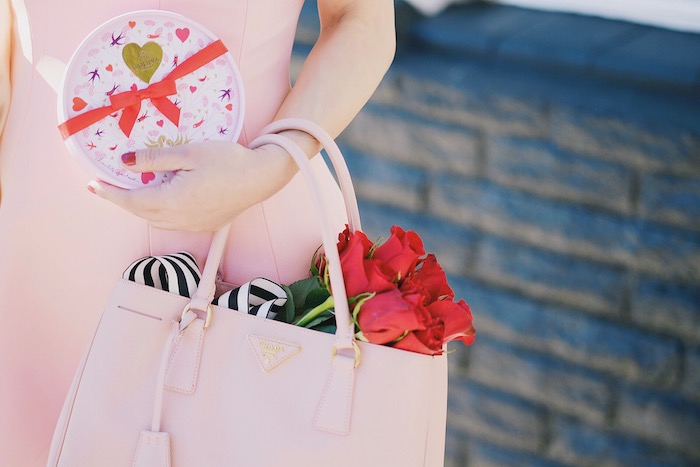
[122,251,287,319]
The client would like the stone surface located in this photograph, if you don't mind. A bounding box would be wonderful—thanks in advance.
[429,175,637,270]
[452,277,682,386]
[467,440,564,467]
[487,136,634,213]
[342,147,428,212]
[469,338,611,423]
[448,379,547,452]
[630,278,700,344]
[550,107,700,174]
[473,235,628,315]
[339,106,481,175]
[682,348,700,402]
[640,172,700,231]
[634,221,700,281]
[617,387,700,457]
[549,417,693,467]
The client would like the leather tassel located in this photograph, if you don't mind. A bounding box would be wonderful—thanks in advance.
[132,431,171,467]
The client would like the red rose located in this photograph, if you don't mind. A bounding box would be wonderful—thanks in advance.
[399,276,431,306]
[336,225,373,258]
[356,289,431,345]
[372,226,425,280]
[414,254,454,302]
[427,299,475,345]
[338,229,395,298]
[392,319,446,355]
[306,225,476,356]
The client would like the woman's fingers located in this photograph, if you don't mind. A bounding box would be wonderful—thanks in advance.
[87,179,168,219]
[84,141,295,232]
[121,145,192,173]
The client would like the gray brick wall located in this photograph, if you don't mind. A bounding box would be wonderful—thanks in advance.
[295,2,700,465]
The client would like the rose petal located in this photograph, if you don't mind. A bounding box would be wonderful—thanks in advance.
[392,321,445,355]
[428,299,475,345]
[357,289,427,344]
[416,254,454,301]
[339,234,393,297]
[373,226,425,279]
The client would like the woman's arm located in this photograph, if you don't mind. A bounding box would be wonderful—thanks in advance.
[90,0,396,231]
[275,0,396,155]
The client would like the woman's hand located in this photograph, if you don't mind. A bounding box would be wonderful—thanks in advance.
[87,141,296,231]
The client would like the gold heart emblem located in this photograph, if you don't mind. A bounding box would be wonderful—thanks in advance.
[122,42,163,84]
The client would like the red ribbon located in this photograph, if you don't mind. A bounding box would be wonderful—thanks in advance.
[58,39,228,139]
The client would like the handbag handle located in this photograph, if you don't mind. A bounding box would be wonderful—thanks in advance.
[260,118,362,234]
[187,118,361,349]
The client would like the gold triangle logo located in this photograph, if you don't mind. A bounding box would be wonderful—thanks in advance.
[246,335,302,373]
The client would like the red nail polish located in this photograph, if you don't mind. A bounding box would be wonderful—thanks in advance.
[87,184,96,194]
[121,152,136,166]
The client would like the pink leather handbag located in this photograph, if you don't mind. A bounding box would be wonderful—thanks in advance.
[47,119,448,467]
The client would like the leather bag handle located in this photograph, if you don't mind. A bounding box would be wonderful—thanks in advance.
[176,119,362,434]
[187,118,361,347]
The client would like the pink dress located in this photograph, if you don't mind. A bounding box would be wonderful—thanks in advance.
[0,1,346,465]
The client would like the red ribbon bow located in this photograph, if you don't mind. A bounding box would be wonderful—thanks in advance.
[58,39,228,139]
[110,80,179,136]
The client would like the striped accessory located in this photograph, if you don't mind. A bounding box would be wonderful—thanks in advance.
[123,251,287,319]
[122,252,201,298]
[213,279,287,319]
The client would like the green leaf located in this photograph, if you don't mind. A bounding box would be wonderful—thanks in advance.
[312,322,337,334]
[294,295,334,327]
[287,276,330,319]
[300,309,335,329]
[305,287,331,310]
[288,277,321,307]
[276,284,296,324]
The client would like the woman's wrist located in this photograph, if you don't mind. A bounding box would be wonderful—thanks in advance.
[251,142,298,199]
[247,126,326,204]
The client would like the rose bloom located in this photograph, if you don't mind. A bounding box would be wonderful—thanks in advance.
[336,228,395,298]
[320,226,475,355]
[371,226,425,280]
[358,288,475,355]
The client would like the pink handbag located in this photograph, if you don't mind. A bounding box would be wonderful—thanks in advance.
[47,119,448,467]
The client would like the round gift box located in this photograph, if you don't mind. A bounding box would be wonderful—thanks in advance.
[57,10,245,189]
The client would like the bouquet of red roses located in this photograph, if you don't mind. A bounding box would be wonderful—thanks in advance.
[282,226,475,355]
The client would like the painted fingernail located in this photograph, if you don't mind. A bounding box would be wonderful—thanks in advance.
[121,152,136,166]
[87,182,97,194]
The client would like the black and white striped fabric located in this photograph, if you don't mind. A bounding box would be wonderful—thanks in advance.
[123,251,287,319]
[123,252,201,298]
[213,279,287,320]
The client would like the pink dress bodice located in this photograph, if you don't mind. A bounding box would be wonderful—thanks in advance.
[0,1,347,465]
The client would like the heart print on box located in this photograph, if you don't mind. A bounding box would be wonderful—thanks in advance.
[58,10,245,189]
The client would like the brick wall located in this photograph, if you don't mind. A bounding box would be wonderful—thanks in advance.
[295,2,700,465]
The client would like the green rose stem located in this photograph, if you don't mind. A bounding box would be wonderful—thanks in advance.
[295,295,335,328]
[294,291,376,330]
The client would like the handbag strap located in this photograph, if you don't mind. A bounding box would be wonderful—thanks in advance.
[259,118,361,234]
[187,118,361,348]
